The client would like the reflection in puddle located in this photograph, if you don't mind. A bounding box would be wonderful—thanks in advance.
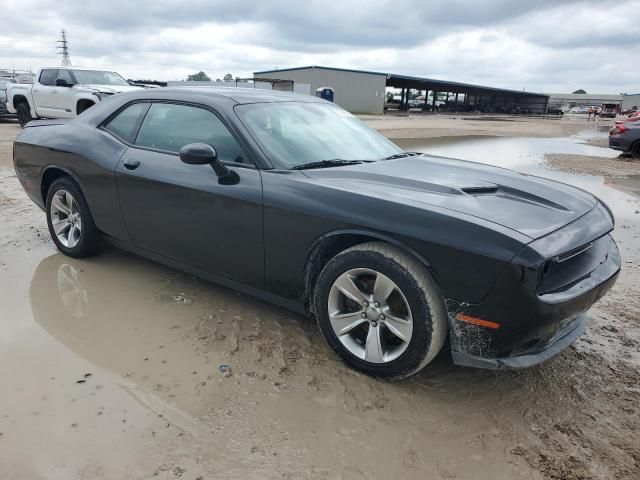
[56,263,89,318]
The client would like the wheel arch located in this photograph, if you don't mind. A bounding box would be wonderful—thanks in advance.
[40,166,85,205]
[12,94,35,115]
[301,229,434,313]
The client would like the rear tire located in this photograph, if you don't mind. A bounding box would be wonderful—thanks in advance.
[16,102,32,127]
[632,141,640,159]
[46,177,101,258]
[314,242,447,380]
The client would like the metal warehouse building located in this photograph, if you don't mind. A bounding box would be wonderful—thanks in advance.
[254,65,549,115]
[547,93,623,108]
[622,94,640,111]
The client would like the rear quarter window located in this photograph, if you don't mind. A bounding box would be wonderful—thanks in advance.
[103,103,149,143]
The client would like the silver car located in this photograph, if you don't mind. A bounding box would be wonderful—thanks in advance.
[0,78,17,117]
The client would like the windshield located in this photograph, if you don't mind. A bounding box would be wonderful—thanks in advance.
[71,70,129,86]
[236,102,402,169]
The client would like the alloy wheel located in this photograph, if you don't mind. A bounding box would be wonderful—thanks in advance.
[328,268,413,363]
[50,189,82,248]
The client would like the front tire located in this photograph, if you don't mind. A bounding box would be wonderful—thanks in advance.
[16,102,33,127]
[46,177,101,258]
[314,242,447,380]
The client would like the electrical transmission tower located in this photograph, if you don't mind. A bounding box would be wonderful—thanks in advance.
[57,29,72,66]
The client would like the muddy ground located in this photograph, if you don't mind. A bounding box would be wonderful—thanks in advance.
[0,115,638,480]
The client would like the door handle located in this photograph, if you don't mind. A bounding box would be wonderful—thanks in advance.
[33,88,39,92]
[123,158,141,170]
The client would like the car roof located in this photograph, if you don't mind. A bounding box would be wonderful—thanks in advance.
[40,66,117,72]
[132,86,325,105]
[76,86,329,128]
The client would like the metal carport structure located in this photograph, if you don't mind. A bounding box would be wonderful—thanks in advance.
[386,73,549,114]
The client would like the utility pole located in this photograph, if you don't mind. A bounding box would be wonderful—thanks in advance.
[57,29,72,67]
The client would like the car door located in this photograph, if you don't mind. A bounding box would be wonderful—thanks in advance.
[52,69,76,117]
[32,69,58,117]
[110,101,265,288]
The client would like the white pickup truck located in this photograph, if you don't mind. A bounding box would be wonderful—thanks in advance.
[6,67,142,126]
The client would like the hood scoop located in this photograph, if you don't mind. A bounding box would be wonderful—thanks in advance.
[461,183,571,212]
[461,186,501,196]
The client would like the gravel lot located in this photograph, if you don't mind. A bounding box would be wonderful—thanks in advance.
[0,115,638,479]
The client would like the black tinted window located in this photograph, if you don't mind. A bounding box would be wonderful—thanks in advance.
[57,69,74,84]
[135,103,247,163]
[39,69,57,86]
[104,103,148,143]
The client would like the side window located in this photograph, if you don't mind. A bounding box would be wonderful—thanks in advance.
[57,69,74,84]
[135,103,247,163]
[103,103,148,143]
[39,69,58,86]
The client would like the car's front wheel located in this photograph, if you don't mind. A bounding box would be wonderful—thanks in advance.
[314,242,447,380]
[46,177,101,258]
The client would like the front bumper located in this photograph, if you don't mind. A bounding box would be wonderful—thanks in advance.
[452,313,587,369]
[448,204,620,370]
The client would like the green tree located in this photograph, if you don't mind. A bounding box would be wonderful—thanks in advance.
[187,71,211,82]
[223,73,233,82]
[572,89,587,94]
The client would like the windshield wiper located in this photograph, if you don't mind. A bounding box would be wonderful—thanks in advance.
[291,159,371,170]
[383,152,422,160]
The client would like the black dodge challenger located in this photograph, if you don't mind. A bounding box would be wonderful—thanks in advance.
[13,88,620,379]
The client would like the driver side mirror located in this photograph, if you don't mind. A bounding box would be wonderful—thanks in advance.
[179,143,235,182]
[55,79,72,87]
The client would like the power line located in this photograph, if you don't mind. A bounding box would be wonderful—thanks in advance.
[56,29,72,67]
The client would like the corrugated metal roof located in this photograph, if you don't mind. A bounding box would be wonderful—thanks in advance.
[254,65,547,97]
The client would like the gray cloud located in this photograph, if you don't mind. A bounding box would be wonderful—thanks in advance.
[0,0,638,93]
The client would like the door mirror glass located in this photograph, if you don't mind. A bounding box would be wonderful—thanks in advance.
[55,78,71,87]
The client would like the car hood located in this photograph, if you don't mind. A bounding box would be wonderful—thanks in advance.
[79,84,143,94]
[302,155,597,239]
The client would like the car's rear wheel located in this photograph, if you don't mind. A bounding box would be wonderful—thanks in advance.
[46,177,101,258]
[314,242,447,380]
[16,102,32,127]
[632,141,640,159]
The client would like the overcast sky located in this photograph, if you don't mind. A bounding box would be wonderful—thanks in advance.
[1,0,638,93]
